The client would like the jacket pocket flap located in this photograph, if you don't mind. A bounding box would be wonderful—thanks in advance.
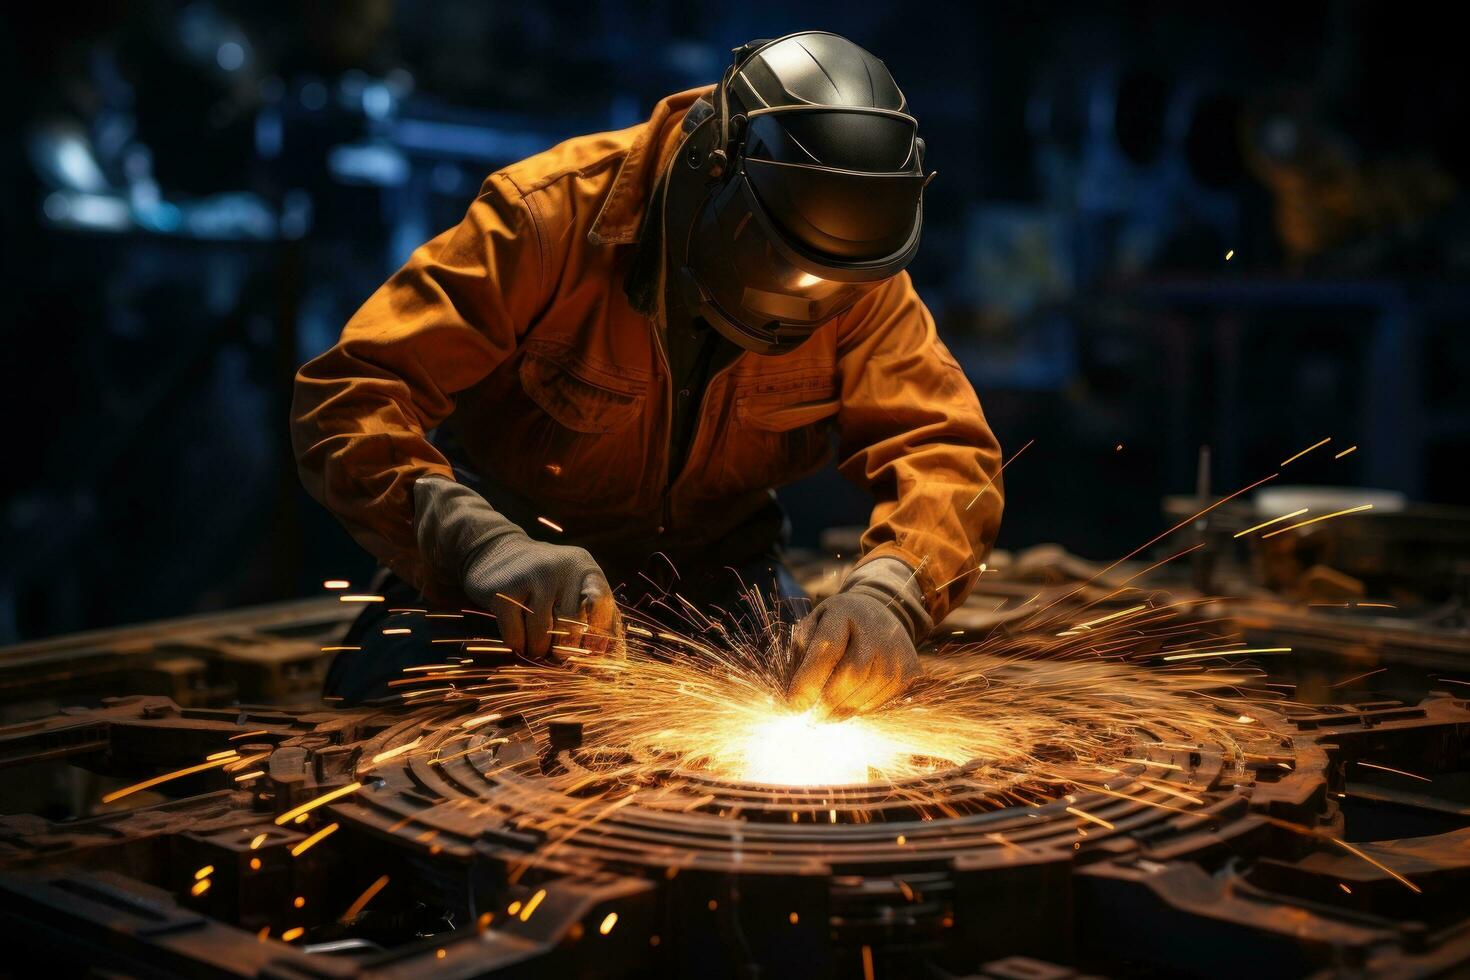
[519,350,645,433]
[737,396,840,432]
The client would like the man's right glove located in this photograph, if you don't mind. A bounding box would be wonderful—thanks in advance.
[786,557,931,719]
[414,476,621,659]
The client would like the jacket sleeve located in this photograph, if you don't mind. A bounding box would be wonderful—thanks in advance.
[290,172,547,594]
[833,271,1004,626]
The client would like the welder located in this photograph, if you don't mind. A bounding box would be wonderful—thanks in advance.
[292,32,1004,717]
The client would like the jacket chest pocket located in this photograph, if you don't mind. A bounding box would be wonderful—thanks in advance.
[504,342,650,508]
[723,374,840,492]
[519,345,645,433]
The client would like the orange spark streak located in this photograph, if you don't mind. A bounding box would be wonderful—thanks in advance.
[519,888,547,921]
[338,595,384,603]
[1031,473,1278,620]
[341,875,391,922]
[1330,668,1386,689]
[274,782,363,825]
[1356,761,1431,783]
[1060,604,1147,635]
[1066,806,1116,830]
[1280,436,1331,467]
[965,438,1034,511]
[1233,508,1309,538]
[537,516,565,533]
[191,879,211,896]
[1259,816,1420,892]
[291,822,340,856]
[1334,445,1357,459]
[101,756,241,804]
[1261,504,1373,539]
[371,738,423,764]
[1161,647,1291,662]
[323,579,350,589]
[599,912,618,934]
[281,927,304,942]
[1117,758,1184,771]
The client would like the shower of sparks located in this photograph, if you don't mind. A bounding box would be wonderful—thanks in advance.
[392,584,1281,793]
[120,444,1415,947]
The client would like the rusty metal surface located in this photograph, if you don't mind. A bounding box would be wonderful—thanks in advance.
[3,550,1470,977]
[0,597,354,713]
[0,688,1467,978]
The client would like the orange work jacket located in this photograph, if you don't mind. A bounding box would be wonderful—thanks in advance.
[292,87,1004,625]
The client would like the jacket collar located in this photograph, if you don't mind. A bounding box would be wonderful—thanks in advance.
[588,86,713,247]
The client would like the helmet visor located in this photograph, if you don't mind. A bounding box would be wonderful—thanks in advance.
[684,176,881,353]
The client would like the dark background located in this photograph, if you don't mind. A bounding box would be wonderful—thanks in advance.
[2,1,1466,642]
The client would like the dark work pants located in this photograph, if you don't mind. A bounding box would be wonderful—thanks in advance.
[322,552,811,705]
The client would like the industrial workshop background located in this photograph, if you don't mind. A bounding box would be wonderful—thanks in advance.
[2,0,1466,644]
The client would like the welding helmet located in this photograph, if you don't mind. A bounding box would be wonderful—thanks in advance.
[670,32,933,355]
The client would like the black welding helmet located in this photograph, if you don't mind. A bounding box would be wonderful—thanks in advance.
[670,32,933,355]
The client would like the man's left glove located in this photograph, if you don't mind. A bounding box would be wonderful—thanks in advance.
[413,476,621,659]
[786,557,931,719]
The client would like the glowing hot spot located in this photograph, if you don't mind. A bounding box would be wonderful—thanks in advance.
[736,710,906,786]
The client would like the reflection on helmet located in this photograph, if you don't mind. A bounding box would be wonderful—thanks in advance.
[673,32,933,356]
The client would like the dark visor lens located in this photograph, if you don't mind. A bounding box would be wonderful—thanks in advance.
[688,176,876,332]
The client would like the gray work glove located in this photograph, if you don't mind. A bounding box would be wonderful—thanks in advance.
[787,557,931,719]
[413,476,621,659]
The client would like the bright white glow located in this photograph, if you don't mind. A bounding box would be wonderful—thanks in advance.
[737,709,905,785]
[794,272,824,288]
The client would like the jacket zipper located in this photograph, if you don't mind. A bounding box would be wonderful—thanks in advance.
[649,310,744,538]
[647,320,675,535]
